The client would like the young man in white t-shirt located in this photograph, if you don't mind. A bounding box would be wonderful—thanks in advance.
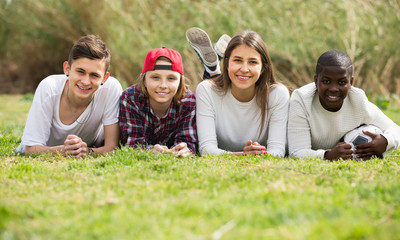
[16,35,123,157]
[288,50,400,160]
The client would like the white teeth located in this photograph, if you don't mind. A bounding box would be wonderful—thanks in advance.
[328,96,339,100]
[237,76,250,80]
[78,86,90,90]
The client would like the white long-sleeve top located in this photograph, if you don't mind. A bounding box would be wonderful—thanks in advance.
[196,80,289,157]
[288,83,400,159]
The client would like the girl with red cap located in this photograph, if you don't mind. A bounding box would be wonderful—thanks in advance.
[119,47,197,157]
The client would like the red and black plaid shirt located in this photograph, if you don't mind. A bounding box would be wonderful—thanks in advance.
[119,85,197,154]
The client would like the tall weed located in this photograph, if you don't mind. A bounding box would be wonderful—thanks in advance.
[0,0,399,96]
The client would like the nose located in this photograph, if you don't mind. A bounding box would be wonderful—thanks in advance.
[329,83,340,92]
[81,75,90,85]
[240,62,249,72]
[159,78,167,88]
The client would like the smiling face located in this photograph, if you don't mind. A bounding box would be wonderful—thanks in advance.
[63,57,109,103]
[314,65,353,112]
[144,59,181,112]
[227,44,262,102]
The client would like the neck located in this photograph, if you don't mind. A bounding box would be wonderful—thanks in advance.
[64,81,92,109]
[149,99,172,118]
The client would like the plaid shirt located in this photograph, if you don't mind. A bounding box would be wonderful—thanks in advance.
[119,85,197,154]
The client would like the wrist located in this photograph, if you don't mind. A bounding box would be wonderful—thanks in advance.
[88,147,95,155]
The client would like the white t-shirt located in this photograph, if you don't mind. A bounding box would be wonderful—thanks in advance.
[16,74,123,153]
[196,80,289,157]
[288,82,400,159]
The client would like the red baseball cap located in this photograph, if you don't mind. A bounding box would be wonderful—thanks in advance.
[142,47,184,75]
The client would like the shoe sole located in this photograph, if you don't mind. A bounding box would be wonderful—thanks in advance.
[214,34,231,59]
[186,27,218,67]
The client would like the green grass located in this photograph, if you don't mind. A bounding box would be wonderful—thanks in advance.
[1,95,400,239]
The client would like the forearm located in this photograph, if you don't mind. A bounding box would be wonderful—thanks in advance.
[25,145,64,155]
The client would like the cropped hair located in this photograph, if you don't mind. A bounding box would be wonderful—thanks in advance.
[139,56,188,105]
[68,35,111,73]
[213,30,279,136]
[316,50,353,76]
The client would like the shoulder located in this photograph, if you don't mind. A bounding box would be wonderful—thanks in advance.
[196,80,221,100]
[39,74,66,87]
[36,74,66,96]
[270,83,290,98]
[347,86,368,100]
[103,76,123,91]
[291,82,317,101]
[180,90,196,108]
[267,83,290,107]
[121,84,143,100]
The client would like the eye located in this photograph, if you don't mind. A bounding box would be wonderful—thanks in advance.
[249,60,259,64]
[151,75,160,79]
[233,58,242,62]
[168,76,178,81]
[339,81,347,85]
[322,79,330,84]
[90,73,101,79]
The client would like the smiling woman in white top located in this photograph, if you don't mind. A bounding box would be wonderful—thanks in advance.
[186,28,289,157]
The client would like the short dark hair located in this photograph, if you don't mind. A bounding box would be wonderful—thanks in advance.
[68,35,111,73]
[316,50,353,76]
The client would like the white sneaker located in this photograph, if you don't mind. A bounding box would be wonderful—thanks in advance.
[213,34,231,60]
[186,27,218,68]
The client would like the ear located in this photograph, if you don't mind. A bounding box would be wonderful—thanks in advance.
[314,74,318,86]
[102,72,110,84]
[63,61,70,76]
[350,76,354,86]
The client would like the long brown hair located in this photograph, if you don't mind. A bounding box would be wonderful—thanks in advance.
[213,30,279,136]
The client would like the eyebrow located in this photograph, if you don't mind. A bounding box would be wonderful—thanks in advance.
[232,56,260,61]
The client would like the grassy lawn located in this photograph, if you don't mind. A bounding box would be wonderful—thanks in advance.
[1,95,400,240]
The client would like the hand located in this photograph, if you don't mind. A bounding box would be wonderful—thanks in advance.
[354,131,388,160]
[63,135,88,158]
[152,144,172,155]
[324,142,354,160]
[172,142,193,158]
[242,140,267,155]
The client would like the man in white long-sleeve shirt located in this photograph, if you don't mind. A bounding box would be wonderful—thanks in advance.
[288,50,400,160]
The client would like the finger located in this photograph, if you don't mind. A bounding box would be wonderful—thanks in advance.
[177,149,192,158]
[66,134,78,140]
[65,148,82,156]
[173,142,187,151]
[253,142,261,146]
[248,145,266,151]
[362,130,378,139]
[243,150,267,155]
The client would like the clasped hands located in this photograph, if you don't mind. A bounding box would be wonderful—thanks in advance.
[152,142,193,158]
[63,135,90,158]
[237,140,267,156]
